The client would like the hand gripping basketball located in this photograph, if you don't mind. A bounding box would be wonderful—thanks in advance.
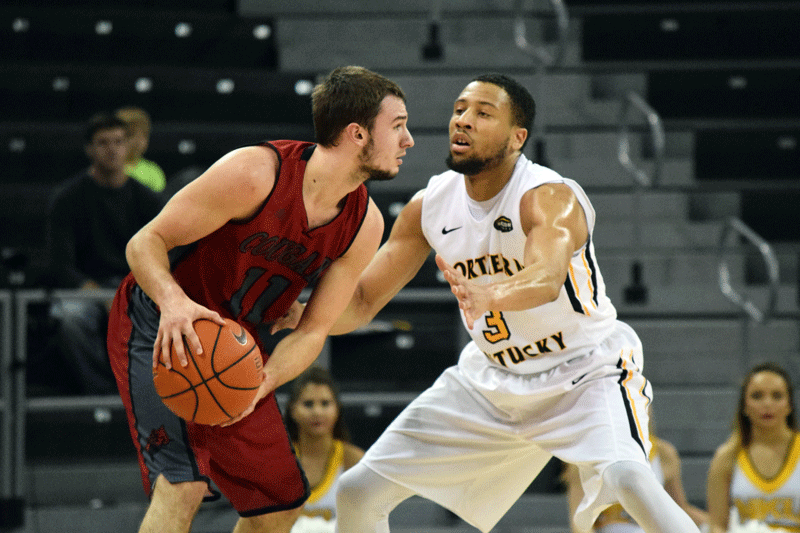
[153,318,264,425]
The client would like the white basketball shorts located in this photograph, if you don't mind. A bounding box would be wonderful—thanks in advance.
[359,320,652,532]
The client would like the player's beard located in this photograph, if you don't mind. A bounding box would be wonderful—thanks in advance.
[359,137,397,182]
[446,136,510,176]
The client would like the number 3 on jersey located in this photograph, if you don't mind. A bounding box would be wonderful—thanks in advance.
[483,311,510,343]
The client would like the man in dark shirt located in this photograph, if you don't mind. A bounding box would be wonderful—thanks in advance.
[46,113,162,394]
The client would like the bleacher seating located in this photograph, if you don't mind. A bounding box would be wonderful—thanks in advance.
[2,6,276,68]
[0,63,315,124]
[580,9,800,62]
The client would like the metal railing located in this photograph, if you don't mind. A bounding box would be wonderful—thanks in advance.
[513,0,569,68]
[617,91,665,189]
[12,288,117,499]
[1,290,13,503]
[615,91,666,304]
[717,217,780,377]
[513,0,569,164]
[717,217,779,324]
[6,288,443,506]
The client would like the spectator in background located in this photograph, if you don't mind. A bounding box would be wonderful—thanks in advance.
[284,366,364,533]
[707,362,799,533]
[116,106,167,193]
[45,113,162,394]
[563,411,708,532]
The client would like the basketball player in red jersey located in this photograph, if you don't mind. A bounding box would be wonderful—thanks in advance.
[106,66,413,533]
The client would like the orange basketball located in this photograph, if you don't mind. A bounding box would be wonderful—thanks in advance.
[153,318,264,425]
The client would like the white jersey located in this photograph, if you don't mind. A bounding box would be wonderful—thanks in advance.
[421,154,618,375]
[730,434,800,531]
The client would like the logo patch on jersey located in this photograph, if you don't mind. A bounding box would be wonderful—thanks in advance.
[441,226,462,235]
[493,216,513,233]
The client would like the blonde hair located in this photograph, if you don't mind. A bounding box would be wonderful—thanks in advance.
[115,107,152,136]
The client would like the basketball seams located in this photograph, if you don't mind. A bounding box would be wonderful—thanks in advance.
[154,318,262,424]
[214,344,262,391]
[159,323,236,421]
[196,322,237,420]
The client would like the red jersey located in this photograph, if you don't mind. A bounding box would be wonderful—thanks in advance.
[170,140,369,345]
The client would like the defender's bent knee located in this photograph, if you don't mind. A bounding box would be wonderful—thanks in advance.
[602,460,655,497]
[336,463,415,533]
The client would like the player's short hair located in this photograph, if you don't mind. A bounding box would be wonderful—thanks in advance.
[312,66,406,148]
[84,113,129,144]
[471,73,536,148]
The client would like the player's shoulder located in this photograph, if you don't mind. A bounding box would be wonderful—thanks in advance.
[217,145,279,189]
[225,144,279,167]
[363,195,386,230]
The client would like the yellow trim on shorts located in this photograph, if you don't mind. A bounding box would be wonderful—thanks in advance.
[620,351,647,447]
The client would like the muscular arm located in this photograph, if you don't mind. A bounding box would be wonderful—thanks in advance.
[126,146,278,368]
[328,194,432,335]
[438,182,588,328]
[706,436,737,533]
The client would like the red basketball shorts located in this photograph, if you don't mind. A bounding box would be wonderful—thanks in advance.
[107,274,309,516]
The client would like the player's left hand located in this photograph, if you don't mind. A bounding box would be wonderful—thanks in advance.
[435,254,491,330]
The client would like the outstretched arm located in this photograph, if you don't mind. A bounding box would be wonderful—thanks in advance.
[438,183,588,329]
[328,193,432,335]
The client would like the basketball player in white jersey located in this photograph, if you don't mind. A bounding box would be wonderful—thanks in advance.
[277,74,702,533]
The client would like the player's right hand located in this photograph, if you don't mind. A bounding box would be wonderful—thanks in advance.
[153,299,225,370]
